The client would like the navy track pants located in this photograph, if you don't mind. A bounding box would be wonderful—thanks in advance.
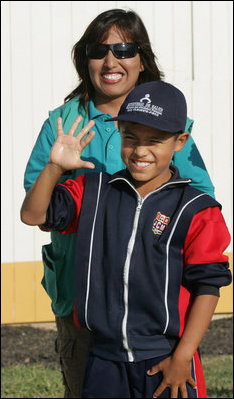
[82,352,199,398]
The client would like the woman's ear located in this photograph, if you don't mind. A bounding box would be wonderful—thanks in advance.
[174,132,190,152]
[139,59,145,72]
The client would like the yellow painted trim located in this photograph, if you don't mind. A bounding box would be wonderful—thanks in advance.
[1,253,233,324]
[1,261,55,324]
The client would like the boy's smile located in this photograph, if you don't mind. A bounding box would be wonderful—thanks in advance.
[120,122,189,197]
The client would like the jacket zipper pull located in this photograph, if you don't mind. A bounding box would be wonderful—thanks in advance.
[137,197,143,210]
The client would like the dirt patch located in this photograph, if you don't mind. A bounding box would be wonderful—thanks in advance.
[200,316,233,357]
[1,317,233,369]
[1,324,59,370]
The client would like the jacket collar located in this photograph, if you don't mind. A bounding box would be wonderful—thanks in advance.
[108,166,192,196]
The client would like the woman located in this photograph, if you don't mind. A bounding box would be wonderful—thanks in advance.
[23,8,214,398]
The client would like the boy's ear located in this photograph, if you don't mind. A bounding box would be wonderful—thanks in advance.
[174,132,190,152]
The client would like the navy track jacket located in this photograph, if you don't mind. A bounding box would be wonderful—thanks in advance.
[45,166,231,363]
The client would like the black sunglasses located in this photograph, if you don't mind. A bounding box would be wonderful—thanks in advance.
[86,42,140,59]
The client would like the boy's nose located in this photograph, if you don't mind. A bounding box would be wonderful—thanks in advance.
[134,145,148,157]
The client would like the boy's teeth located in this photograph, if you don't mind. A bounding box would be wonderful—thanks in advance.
[103,74,122,80]
[135,162,150,167]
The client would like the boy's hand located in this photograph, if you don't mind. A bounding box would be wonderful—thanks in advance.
[49,116,96,172]
[147,355,196,398]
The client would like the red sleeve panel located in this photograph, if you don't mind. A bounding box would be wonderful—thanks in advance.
[183,207,230,265]
[59,174,86,234]
[178,206,232,337]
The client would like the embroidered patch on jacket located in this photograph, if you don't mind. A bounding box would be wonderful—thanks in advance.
[152,212,170,235]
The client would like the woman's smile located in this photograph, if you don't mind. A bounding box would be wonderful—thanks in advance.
[101,72,124,84]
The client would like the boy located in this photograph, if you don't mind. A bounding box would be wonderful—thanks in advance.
[21,81,231,398]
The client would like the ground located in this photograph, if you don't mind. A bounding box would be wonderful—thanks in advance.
[1,317,233,370]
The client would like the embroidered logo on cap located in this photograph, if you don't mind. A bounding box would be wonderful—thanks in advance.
[152,212,170,235]
[140,94,151,104]
[126,94,163,117]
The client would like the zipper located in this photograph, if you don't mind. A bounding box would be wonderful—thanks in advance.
[122,195,143,362]
[85,172,103,331]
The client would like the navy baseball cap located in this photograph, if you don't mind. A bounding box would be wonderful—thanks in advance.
[106,81,187,133]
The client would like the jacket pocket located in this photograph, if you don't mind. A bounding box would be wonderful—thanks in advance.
[41,243,66,305]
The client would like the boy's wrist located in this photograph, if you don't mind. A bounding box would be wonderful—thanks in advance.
[47,161,66,175]
[172,346,194,363]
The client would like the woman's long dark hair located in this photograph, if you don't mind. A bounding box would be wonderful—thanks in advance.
[64,9,164,107]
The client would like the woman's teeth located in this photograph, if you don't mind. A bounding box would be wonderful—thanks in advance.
[102,74,123,80]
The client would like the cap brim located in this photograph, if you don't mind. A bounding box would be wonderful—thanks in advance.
[106,114,184,133]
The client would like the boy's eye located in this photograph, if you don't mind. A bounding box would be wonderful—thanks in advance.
[124,135,135,140]
[150,139,162,144]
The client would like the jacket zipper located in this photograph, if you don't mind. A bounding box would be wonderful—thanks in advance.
[122,196,143,362]
[85,172,103,331]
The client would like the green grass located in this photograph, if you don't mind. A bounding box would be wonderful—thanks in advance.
[202,355,233,398]
[1,364,63,398]
[1,355,233,398]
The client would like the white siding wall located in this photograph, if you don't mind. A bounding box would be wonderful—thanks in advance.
[1,1,233,264]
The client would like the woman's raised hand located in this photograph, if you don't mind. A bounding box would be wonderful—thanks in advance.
[49,116,96,172]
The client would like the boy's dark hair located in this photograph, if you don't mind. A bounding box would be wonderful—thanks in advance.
[64,9,164,107]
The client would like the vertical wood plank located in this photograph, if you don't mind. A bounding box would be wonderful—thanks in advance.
[193,1,212,80]
[210,1,232,242]
[173,1,192,82]
[152,1,174,81]
[211,80,233,241]
[30,1,53,259]
[135,1,156,55]
[97,2,118,13]
[192,1,213,177]
[1,1,15,263]
[116,1,137,11]
[171,2,193,119]
[71,1,101,41]
[211,1,232,80]
[10,1,35,262]
[31,1,52,141]
[191,80,213,177]
[70,1,101,89]
[50,1,74,108]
